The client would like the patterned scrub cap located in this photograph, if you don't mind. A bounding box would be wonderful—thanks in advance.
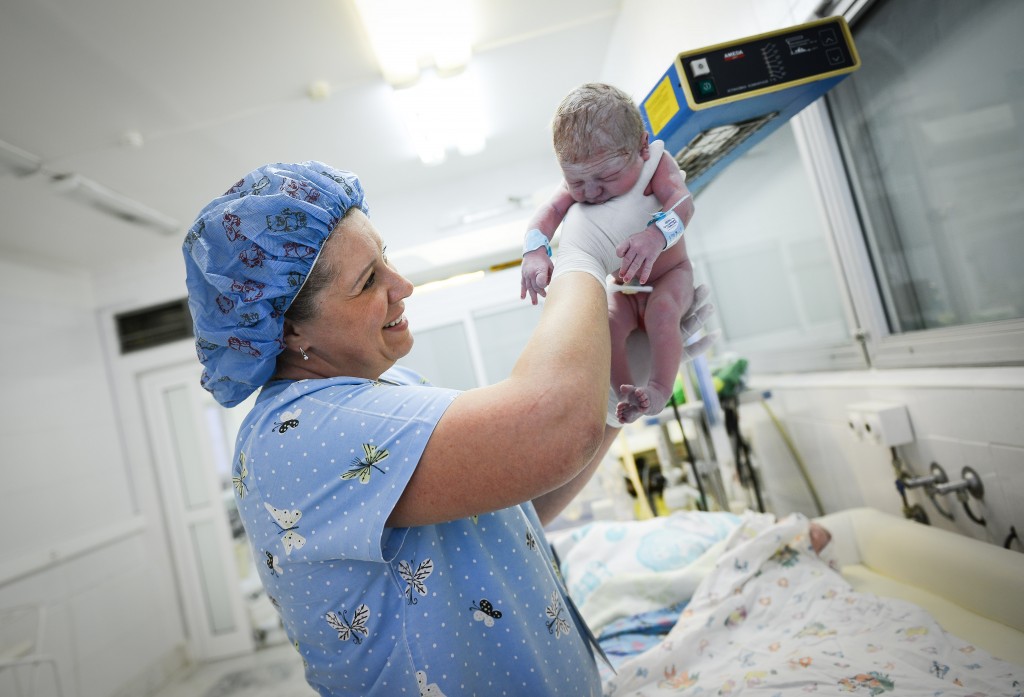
[182,161,368,407]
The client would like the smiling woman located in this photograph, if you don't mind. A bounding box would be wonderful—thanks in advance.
[181,161,613,696]
[275,210,415,382]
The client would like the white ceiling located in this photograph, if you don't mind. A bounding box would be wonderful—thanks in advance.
[0,0,625,281]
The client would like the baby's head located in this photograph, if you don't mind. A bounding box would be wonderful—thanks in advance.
[809,522,832,554]
[552,83,649,205]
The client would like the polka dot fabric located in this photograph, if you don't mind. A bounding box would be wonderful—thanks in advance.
[232,366,603,696]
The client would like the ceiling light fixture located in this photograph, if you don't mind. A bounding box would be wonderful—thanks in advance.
[414,270,485,294]
[51,173,180,235]
[353,0,485,165]
[1,139,180,234]
[392,67,487,166]
[353,0,474,87]
[0,138,43,177]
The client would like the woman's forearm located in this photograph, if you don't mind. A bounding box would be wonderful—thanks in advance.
[395,269,611,527]
[511,270,610,437]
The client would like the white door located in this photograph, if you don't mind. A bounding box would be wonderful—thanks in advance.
[139,361,254,660]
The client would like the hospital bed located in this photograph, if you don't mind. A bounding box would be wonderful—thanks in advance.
[551,506,1024,695]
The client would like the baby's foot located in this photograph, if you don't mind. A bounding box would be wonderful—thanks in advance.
[616,384,651,424]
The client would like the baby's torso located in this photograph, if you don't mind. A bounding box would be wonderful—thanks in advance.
[561,140,692,279]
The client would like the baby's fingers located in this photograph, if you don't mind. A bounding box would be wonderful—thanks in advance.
[618,254,642,283]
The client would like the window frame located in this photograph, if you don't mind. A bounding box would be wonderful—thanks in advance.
[714,103,870,374]
[744,0,1024,372]
[825,0,1024,368]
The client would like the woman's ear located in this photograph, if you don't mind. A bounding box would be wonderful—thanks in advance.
[281,317,302,351]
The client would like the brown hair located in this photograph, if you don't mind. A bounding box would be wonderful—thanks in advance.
[551,83,646,164]
[284,208,358,323]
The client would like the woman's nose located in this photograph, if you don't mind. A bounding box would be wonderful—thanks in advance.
[390,268,414,302]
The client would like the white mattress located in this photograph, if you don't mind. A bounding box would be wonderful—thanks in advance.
[817,507,1024,666]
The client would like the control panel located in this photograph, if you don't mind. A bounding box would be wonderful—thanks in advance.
[677,16,858,109]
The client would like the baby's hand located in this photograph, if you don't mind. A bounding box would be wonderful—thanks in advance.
[616,227,664,284]
[520,248,553,304]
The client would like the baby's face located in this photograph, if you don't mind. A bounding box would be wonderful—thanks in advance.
[560,150,645,205]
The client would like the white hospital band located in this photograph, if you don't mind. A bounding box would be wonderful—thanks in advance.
[649,193,691,249]
[523,228,552,257]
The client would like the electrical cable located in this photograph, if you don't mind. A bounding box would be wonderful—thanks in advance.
[670,394,708,511]
[760,399,824,516]
[1004,526,1020,550]
[723,396,764,512]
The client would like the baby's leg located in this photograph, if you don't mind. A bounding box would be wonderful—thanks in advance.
[618,263,694,424]
[608,293,640,408]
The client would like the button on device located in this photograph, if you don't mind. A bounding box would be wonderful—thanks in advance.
[690,58,710,77]
[696,77,717,97]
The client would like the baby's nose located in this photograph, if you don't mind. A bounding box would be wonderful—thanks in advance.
[584,182,602,199]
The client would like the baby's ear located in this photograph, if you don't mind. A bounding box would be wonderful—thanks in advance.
[639,131,651,160]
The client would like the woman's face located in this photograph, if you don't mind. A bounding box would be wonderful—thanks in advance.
[293,209,414,379]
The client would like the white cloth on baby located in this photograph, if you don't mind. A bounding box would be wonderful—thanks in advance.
[552,140,667,285]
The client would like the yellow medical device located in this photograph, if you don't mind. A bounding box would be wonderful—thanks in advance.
[641,16,860,194]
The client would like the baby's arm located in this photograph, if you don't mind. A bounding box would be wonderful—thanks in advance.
[616,153,695,284]
[521,184,576,304]
[650,151,695,229]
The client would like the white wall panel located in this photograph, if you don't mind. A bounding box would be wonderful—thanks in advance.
[743,373,1024,551]
[0,257,185,697]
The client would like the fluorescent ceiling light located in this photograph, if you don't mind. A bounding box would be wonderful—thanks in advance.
[353,0,474,87]
[353,0,484,165]
[0,138,43,177]
[51,173,180,235]
[414,270,485,294]
[391,216,525,285]
[0,138,180,234]
[393,67,487,165]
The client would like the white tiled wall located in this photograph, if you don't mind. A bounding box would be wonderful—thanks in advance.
[741,370,1024,551]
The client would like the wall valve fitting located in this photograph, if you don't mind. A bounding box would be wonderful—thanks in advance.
[901,463,946,490]
[931,465,984,499]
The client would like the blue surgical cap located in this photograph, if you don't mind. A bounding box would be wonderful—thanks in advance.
[183,161,368,407]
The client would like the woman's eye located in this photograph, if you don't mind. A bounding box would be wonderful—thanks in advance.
[362,272,377,291]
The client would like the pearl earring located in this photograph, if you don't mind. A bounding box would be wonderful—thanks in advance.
[299,347,309,361]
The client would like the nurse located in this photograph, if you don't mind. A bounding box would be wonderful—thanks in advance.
[183,162,615,695]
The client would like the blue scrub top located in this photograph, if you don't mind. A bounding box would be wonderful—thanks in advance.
[232,366,603,696]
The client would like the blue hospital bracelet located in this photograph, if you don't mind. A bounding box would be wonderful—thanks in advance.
[523,228,552,256]
[649,210,685,249]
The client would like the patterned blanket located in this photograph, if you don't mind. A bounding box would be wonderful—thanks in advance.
[601,513,1023,696]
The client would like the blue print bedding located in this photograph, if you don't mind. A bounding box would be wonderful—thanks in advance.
[553,511,741,634]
